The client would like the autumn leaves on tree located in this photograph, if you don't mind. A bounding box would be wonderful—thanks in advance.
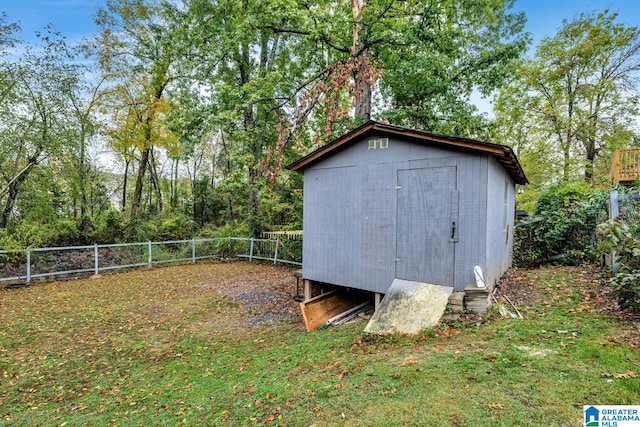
[2,1,639,247]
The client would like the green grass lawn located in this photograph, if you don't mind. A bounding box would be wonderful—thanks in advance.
[1,262,638,426]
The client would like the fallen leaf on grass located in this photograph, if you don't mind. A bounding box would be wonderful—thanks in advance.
[488,403,503,409]
[600,371,636,379]
[264,413,278,423]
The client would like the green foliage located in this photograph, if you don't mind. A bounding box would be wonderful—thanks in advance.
[515,185,541,216]
[191,175,226,227]
[534,181,595,215]
[494,10,640,184]
[116,214,196,243]
[92,208,126,243]
[197,222,251,257]
[123,218,159,243]
[380,0,529,135]
[596,220,640,308]
[260,176,304,231]
[158,213,197,240]
[0,0,532,243]
[2,220,80,249]
[9,0,639,258]
[514,182,608,266]
[198,222,249,239]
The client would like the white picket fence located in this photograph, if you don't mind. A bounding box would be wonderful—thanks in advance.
[0,237,302,285]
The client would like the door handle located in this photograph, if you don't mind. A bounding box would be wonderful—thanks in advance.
[451,221,456,239]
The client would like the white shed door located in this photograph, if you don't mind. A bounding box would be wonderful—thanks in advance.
[396,166,458,286]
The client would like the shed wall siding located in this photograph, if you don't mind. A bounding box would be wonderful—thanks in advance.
[302,136,492,293]
[451,155,488,289]
[484,156,515,288]
[302,165,361,288]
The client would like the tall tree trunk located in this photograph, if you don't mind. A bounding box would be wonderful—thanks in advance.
[220,132,235,223]
[240,35,261,237]
[129,67,167,220]
[0,161,37,229]
[172,158,179,210]
[147,169,153,211]
[584,138,597,183]
[130,147,150,220]
[170,158,176,209]
[248,168,261,237]
[353,50,372,121]
[0,182,19,229]
[563,151,570,180]
[149,148,163,212]
[584,97,602,184]
[352,1,372,120]
[79,123,88,219]
[122,159,129,212]
[228,194,235,223]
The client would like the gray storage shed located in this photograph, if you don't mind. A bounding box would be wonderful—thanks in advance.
[288,121,527,300]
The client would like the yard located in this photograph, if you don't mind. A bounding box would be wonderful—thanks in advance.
[1,261,639,426]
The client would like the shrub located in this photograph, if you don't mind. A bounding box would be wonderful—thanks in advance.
[197,223,250,239]
[4,220,81,248]
[159,214,198,240]
[596,220,640,309]
[123,219,160,243]
[92,209,126,243]
[197,223,250,257]
[514,182,608,266]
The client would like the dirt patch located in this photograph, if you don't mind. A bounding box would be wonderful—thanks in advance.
[493,268,543,308]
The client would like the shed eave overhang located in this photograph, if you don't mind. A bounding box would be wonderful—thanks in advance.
[286,121,528,185]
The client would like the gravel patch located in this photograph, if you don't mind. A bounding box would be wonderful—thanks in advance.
[203,265,303,326]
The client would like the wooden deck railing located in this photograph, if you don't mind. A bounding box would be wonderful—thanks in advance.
[611,148,640,184]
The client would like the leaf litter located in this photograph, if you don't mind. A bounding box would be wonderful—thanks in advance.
[495,266,640,348]
[0,261,303,421]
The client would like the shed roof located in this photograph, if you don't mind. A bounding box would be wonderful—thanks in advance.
[287,121,528,185]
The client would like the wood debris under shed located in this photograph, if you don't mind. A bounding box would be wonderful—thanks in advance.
[299,289,373,331]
